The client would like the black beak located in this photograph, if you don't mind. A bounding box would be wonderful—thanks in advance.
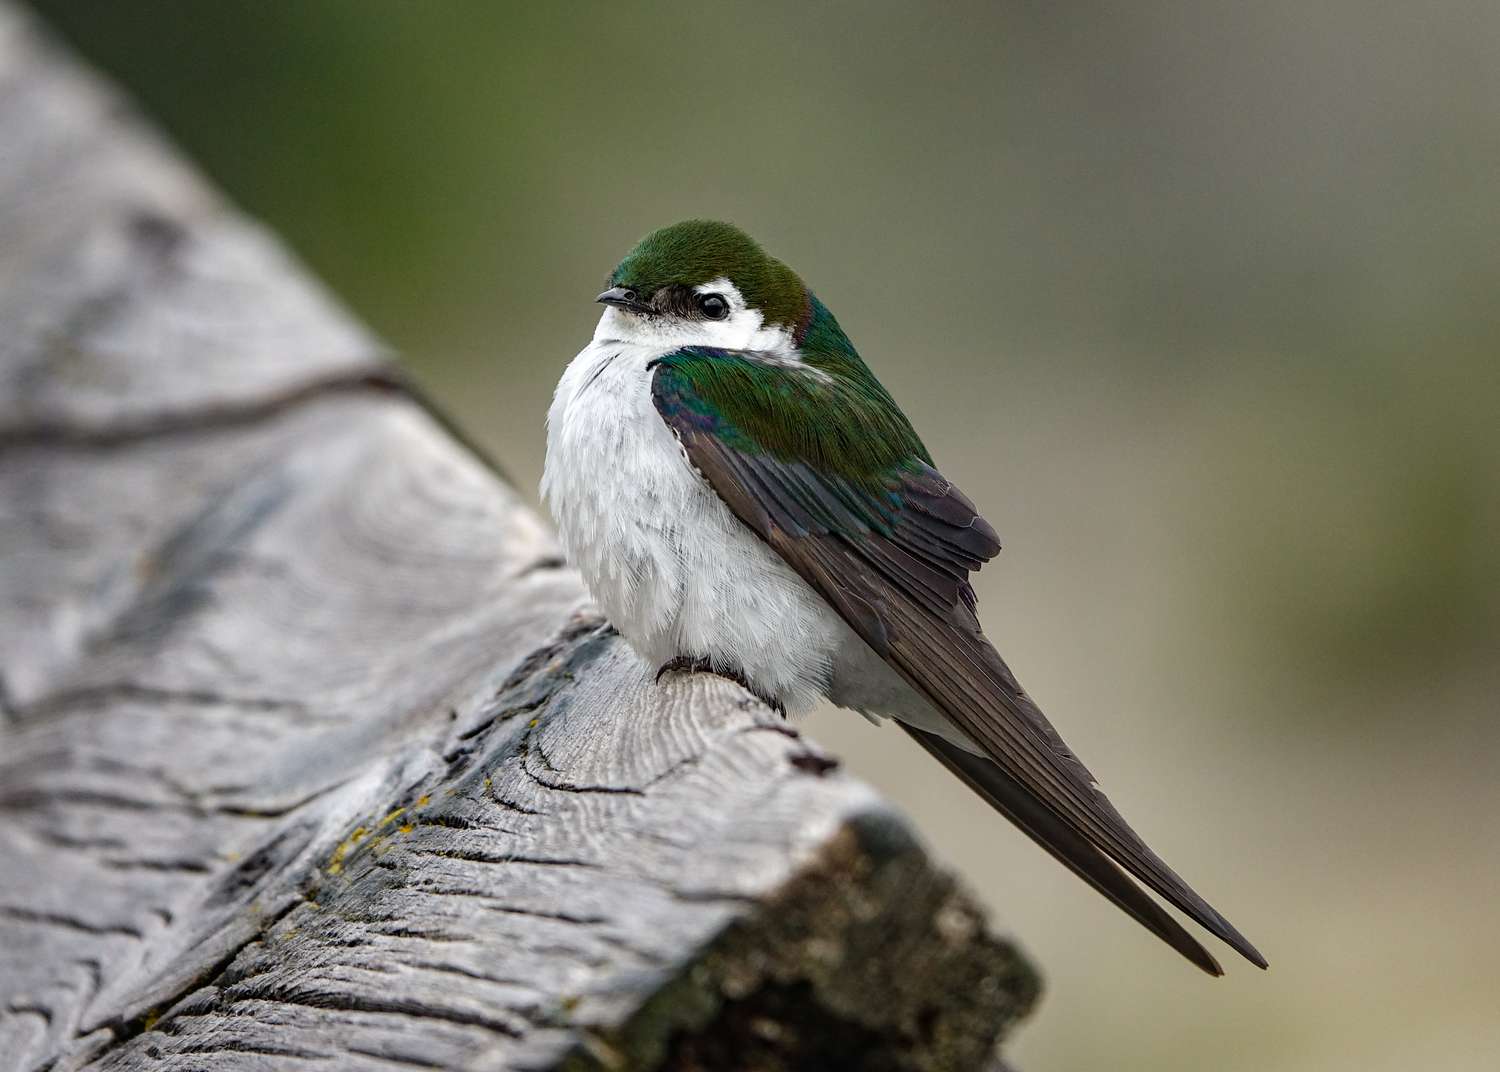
[596,285,652,314]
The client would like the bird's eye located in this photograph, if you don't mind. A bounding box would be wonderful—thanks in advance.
[698,293,729,320]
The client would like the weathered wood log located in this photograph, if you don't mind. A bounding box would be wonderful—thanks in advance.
[0,5,1040,1070]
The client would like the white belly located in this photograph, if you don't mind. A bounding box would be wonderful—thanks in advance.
[542,333,974,750]
[542,338,848,713]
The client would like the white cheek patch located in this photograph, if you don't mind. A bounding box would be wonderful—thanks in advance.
[592,277,798,356]
[694,278,794,353]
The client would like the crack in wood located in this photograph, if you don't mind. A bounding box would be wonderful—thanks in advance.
[409,847,603,870]
[0,905,143,940]
[10,680,310,726]
[85,895,310,1058]
[0,785,193,815]
[224,985,527,1041]
[518,727,647,797]
[97,856,215,874]
[169,1038,333,1061]
[402,960,540,989]
[343,1044,448,1070]
[0,370,408,453]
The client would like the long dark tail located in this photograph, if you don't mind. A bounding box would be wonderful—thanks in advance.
[899,724,1225,976]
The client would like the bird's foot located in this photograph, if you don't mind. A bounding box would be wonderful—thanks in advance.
[654,655,714,682]
[654,656,786,718]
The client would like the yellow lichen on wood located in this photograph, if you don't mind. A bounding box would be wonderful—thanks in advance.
[326,825,369,876]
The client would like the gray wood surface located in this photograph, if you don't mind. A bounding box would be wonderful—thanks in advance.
[0,5,1040,1070]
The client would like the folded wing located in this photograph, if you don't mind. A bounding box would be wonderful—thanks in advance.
[652,351,1266,972]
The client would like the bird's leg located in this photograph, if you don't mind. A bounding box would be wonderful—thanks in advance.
[654,655,786,718]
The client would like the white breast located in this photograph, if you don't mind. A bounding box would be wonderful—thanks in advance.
[541,335,846,713]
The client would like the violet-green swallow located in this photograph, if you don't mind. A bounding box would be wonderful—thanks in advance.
[542,220,1266,975]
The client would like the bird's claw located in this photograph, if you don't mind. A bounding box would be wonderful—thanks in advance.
[653,656,786,718]
[654,655,713,683]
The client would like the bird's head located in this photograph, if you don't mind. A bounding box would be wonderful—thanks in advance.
[593,220,813,352]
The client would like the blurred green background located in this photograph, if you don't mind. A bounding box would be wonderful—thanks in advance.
[28,2,1500,1068]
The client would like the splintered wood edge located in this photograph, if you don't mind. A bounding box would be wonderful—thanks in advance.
[572,809,1042,1072]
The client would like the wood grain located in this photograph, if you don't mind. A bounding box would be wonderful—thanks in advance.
[0,5,1040,1069]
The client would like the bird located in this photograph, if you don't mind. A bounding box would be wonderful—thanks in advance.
[542,219,1266,975]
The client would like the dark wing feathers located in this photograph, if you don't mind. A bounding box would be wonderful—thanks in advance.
[872,578,1266,968]
[898,723,1223,975]
[652,357,1266,972]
